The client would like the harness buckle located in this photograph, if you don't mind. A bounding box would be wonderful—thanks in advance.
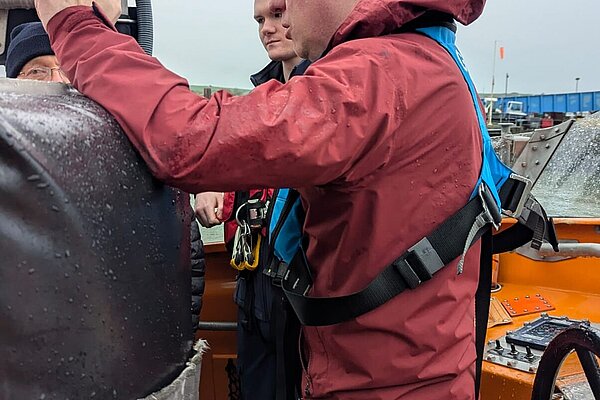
[271,261,289,288]
[478,183,502,231]
[394,238,445,289]
[503,173,533,220]
[235,199,268,230]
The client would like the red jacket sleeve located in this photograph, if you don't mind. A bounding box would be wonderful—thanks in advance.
[48,7,399,194]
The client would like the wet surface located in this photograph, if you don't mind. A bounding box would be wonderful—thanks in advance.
[0,80,193,399]
[533,113,600,217]
[492,113,600,218]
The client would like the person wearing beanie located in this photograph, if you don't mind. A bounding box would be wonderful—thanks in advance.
[5,22,69,83]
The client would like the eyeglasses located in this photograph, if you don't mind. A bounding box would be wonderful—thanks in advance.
[19,66,68,82]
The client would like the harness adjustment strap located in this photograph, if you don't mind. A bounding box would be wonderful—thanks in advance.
[281,179,557,326]
[493,188,559,254]
[457,183,502,274]
[282,185,496,326]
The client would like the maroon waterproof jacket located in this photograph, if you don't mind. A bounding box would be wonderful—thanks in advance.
[48,0,486,398]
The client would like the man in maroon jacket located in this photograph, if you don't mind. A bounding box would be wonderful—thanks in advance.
[36,0,487,398]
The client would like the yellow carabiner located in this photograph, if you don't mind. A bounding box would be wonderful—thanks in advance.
[230,252,246,270]
[241,235,261,271]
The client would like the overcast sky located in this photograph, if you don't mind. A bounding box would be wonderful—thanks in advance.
[151,0,600,94]
[1,1,597,95]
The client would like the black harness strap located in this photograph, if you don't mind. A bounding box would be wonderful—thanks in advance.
[494,177,559,254]
[282,184,501,326]
[475,230,493,399]
[273,287,301,400]
[281,177,558,327]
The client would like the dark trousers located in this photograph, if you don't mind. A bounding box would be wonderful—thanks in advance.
[235,271,301,400]
[237,305,277,400]
[236,267,277,400]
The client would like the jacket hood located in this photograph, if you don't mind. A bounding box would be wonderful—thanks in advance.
[330,0,485,47]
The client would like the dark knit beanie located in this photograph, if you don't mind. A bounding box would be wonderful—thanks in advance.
[6,22,55,79]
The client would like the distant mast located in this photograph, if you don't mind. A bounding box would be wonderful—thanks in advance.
[488,40,497,125]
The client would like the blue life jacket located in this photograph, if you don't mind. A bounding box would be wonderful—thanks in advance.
[269,25,514,265]
[269,188,304,264]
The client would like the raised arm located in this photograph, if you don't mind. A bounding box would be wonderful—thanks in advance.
[43,6,398,194]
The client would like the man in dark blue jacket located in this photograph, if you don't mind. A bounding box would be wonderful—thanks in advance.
[194,1,302,399]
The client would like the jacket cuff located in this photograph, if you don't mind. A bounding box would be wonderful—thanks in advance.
[222,192,236,222]
[47,5,114,45]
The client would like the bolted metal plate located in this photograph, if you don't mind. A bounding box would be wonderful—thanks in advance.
[484,315,597,374]
[512,119,573,185]
[484,335,543,374]
[501,293,555,317]
[488,297,513,328]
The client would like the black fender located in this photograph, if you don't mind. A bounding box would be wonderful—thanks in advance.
[0,80,193,399]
